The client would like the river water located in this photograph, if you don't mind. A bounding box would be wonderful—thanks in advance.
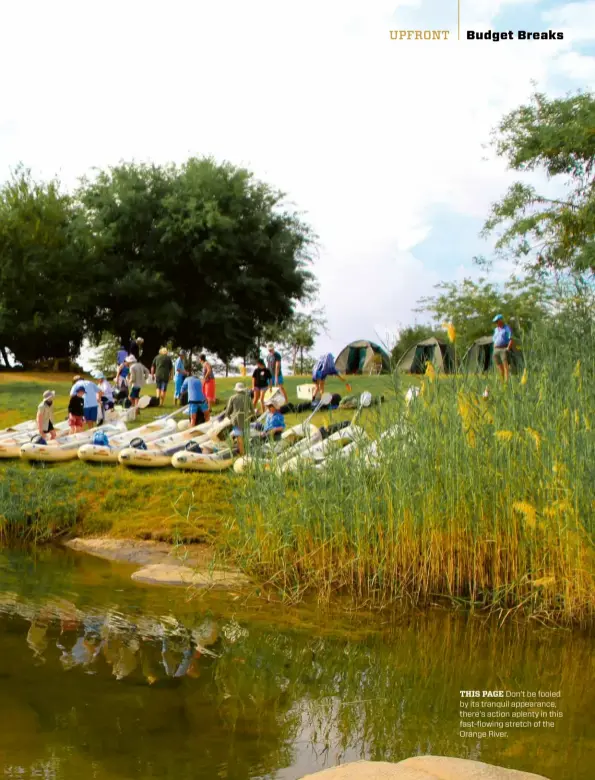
[0,546,592,780]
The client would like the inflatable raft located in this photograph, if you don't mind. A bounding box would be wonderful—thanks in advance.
[171,446,236,472]
[0,421,73,458]
[77,419,177,463]
[118,418,231,468]
[233,424,322,474]
[20,423,127,462]
[280,425,367,473]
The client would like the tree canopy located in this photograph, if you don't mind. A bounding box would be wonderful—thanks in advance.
[416,275,550,351]
[0,158,317,366]
[0,167,92,367]
[78,158,316,363]
[481,91,595,275]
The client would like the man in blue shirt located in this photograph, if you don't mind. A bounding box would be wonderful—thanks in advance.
[71,379,102,428]
[492,314,513,381]
[180,375,210,427]
[261,403,286,441]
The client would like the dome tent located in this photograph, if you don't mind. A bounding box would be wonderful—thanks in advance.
[462,335,524,373]
[396,337,454,374]
[335,340,391,375]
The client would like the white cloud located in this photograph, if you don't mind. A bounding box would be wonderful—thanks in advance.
[0,0,593,363]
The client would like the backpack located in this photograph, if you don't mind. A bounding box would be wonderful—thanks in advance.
[30,434,47,446]
[148,396,160,408]
[92,431,110,447]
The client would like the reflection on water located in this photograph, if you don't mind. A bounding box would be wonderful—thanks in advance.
[0,547,593,780]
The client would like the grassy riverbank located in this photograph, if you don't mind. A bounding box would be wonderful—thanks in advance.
[0,371,395,543]
[227,336,595,625]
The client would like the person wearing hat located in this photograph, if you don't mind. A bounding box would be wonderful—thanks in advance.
[180,373,210,427]
[37,390,57,440]
[69,376,102,429]
[68,385,86,433]
[224,383,254,455]
[174,349,188,406]
[266,343,288,403]
[95,373,115,412]
[492,314,513,381]
[261,401,286,441]
[151,347,174,407]
[126,354,150,408]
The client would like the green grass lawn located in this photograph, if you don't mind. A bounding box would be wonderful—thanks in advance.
[0,371,413,543]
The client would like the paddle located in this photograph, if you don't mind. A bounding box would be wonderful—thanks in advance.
[304,391,333,428]
[155,404,190,421]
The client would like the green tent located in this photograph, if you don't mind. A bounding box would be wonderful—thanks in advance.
[462,335,524,374]
[396,337,454,374]
[335,340,391,374]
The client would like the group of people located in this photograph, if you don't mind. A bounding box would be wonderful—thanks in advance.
[36,373,115,440]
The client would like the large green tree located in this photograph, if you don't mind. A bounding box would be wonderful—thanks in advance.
[78,158,316,362]
[481,91,595,274]
[0,167,92,367]
[416,274,550,351]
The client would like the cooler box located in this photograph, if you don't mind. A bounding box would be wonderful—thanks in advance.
[263,387,285,409]
[297,383,317,401]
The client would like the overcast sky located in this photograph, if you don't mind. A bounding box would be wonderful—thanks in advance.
[1,0,594,366]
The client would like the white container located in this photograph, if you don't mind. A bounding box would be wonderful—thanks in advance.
[297,383,317,401]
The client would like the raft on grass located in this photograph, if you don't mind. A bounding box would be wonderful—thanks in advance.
[77,419,177,463]
[171,445,236,472]
[118,417,232,468]
[19,423,128,462]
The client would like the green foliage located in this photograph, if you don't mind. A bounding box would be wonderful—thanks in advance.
[78,158,317,362]
[482,91,595,274]
[89,332,122,377]
[0,167,93,365]
[416,274,550,351]
[262,308,328,373]
[390,324,443,364]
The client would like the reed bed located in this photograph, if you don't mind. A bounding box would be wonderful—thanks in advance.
[227,325,595,624]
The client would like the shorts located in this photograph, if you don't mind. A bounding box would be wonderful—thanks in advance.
[268,375,284,386]
[68,414,84,429]
[493,347,510,366]
[130,386,141,399]
[189,401,208,421]
[313,369,324,382]
[156,381,168,392]
[43,421,54,434]
[203,379,216,401]
[254,385,268,392]
[84,406,98,422]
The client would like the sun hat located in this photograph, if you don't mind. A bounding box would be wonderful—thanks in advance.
[42,390,56,400]
[125,355,137,363]
[159,347,168,355]
[94,372,105,380]
[493,314,504,322]
[234,382,247,392]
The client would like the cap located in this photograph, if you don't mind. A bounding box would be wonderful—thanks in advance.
[493,314,504,322]
[74,383,86,393]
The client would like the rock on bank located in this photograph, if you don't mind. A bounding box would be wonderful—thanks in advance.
[299,757,550,780]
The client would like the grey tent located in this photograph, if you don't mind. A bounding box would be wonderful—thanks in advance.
[335,340,391,374]
[462,335,524,374]
[396,337,454,374]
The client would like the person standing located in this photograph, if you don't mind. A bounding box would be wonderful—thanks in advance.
[70,378,102,429]
[492,314,514,382]
[126,355,150,408]
[68,386,86,434]
[151,348,174,407]
[180,374,210,427]
[200,354,216,411]
[174,350,188,406]
[252,357,272,413]
[311,353,351,402]
[224,382,254,456]
[266,343,288,403]
[36,390,57,441]
[128,336,144,360]
[116,344,128,367]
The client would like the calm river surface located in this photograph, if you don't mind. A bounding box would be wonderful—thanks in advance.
[0,546,593,780]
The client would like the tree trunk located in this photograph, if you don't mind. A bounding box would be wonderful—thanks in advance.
[0,346,11,368]
[299,346,304,375]
[225,362,229,377]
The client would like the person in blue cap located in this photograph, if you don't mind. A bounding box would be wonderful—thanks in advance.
[492,314,513,381]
